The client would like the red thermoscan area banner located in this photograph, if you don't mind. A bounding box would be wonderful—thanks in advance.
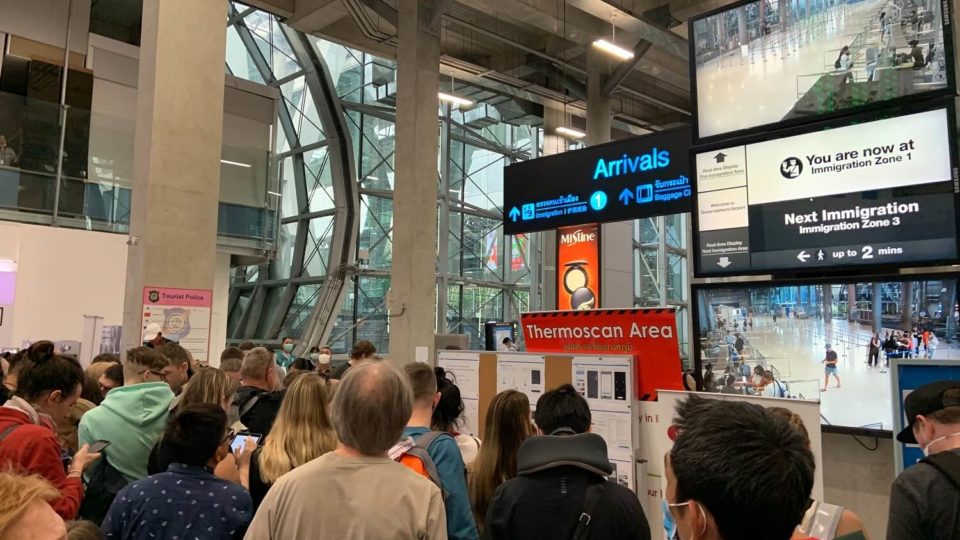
[520,308,683,400]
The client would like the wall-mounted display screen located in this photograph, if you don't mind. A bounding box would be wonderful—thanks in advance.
[694,106,958,277]
[503,127,691,235]
[694,276,960,431]
[690,0,953,140]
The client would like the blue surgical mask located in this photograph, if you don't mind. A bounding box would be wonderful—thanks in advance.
[282,343,294,353]
[662,499,678,540]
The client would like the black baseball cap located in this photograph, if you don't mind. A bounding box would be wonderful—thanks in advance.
[896,380,960,444]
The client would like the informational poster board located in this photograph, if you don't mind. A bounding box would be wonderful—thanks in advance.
[141,287,213,362]
[497,354,546,411]
[573,355,634,490]
[438,351,482,438]
[890,359,960,473]
[557,224,601,311]
[639,391,824,537]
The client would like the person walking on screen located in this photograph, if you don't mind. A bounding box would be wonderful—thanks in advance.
[822,344,841,391]
[869,332,881,368]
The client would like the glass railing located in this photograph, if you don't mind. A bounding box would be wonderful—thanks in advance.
[0,90,278,244]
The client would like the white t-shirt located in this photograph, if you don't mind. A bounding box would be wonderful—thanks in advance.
[455,434,481,466]
[763,380,785,398]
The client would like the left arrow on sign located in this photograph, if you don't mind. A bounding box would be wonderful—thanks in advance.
[509,207,521,221]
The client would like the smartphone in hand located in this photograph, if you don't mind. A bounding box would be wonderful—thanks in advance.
[88,440,111,453]
[230,433,262,455]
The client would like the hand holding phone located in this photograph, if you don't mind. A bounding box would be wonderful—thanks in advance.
[231,433,262,456]
[88,440,111,454]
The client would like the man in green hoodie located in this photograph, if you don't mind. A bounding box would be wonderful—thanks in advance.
[78,347,175,483]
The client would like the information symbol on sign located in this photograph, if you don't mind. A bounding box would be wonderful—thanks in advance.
[522,204,535,220]
[590,191,608,211]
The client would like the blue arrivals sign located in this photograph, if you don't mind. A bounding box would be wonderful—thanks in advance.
[503,127,692,235]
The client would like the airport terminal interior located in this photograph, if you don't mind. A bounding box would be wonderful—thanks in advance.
[0,0,957,539]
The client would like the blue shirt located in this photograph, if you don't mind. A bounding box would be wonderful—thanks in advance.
[275,350,296,369]
[102,463,252,540]
[403,426,479,540]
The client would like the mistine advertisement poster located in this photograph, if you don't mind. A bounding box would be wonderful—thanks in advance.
[557,224,601,310]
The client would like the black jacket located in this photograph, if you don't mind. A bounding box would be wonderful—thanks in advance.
[233,386,283,437]
[483,433,650,540]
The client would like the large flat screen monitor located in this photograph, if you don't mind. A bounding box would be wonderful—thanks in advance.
[690,0,954,141]
[693,104,959,277]
[693,276,960,432]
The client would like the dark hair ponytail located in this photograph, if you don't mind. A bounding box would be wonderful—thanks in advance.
[431,367,465,433]
[16,340,84,401]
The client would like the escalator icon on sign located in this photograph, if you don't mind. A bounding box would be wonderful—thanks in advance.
[780,157,803,179]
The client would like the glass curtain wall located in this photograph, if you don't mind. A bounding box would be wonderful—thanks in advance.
[224,5,340,343]
[634,214,691,363]
[226,7,537,351]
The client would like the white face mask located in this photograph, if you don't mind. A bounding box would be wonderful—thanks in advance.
[920,430,960,457]
[317,353,332,365]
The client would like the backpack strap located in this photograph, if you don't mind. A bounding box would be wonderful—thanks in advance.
[410,431,449,499]
[921,451,960,489]
[238,394,261,419]
[572,481,606,540]
[0,424,18,444]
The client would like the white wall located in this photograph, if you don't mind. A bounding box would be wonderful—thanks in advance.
[0,0,91,54]
[0,221,127,348]
[209,251,232,367]
[0,222,233,361]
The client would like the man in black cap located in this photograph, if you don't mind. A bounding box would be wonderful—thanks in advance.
[888,380,960,540]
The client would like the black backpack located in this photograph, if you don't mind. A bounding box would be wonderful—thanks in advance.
[78,451,129,525]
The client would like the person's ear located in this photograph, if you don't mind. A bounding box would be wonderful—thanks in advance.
[48,389,63,403]
[433,392,441,409]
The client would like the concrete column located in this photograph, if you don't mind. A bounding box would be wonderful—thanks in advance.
[121,0,227,361]
[540,106,565,311]
[822,284,832,320]
[872,282,883,333]
[587,48,632,309]
[847,283,857,321]
[780,0,788,27]
[388,0,440,364]
[737,6,749,44]
[900,281,913,331]
[586,48,612,143]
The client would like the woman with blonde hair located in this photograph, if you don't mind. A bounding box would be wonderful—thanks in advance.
[149,368,234,475]
[468,390,533,531]
[242,373,337,511]
[178,367,234,412]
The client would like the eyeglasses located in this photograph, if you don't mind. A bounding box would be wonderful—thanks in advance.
[137,369,167,382]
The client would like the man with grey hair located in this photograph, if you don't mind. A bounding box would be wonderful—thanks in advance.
[246,361,447,539]
[232,347,283,436]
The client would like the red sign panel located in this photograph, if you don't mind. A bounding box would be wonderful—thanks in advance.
[520,308,683,400]
[557,224,600,310]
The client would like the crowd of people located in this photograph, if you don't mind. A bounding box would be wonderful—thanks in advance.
[0,336,957,539]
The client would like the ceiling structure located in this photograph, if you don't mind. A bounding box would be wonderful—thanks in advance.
[240,0,735,137]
